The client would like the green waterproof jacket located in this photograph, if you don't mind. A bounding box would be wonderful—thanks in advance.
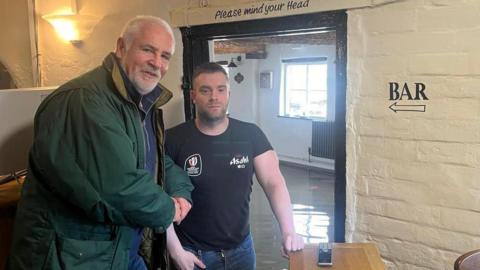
[8,53,193,270]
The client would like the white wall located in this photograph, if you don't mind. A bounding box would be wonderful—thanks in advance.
[347,1,480,269]
[0,88,54,174]
[257,43,336,166]
[213,53,258,123]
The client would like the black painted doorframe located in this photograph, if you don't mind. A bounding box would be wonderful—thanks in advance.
[180,10,347,243]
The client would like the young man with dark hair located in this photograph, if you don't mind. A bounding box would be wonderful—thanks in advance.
[165,62,304,270]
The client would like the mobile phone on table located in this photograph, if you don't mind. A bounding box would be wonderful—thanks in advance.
[317,242,333,266]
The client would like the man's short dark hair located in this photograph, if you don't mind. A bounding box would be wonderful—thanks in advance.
[192,62,228,84]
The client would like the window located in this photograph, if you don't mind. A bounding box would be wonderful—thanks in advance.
[280,57,328,119]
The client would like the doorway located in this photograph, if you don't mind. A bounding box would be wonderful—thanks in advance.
[180,9,347,265]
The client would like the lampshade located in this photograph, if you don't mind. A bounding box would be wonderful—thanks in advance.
[42,13,100,44]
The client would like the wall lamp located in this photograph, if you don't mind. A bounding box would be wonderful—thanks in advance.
[228,56,242,68]
[41,0,99,44]
[42,13,100,44]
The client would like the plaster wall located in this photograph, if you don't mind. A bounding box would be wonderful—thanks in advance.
[35,0,194,128]
[0,0,33,88]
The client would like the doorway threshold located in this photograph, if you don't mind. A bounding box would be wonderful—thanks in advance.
[278,155,334,173]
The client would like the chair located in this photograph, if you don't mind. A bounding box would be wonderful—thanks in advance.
[454,249,480,270]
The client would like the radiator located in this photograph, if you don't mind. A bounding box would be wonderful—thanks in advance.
[311,121,335,159]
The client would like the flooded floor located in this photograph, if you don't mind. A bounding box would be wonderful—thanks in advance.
[250,163,335,270]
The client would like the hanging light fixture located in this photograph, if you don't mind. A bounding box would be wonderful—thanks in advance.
[227,56,242,68]
[227,58,237,68]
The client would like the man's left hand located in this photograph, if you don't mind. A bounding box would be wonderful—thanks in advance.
[281,233,304,258]
[173,197,192,224]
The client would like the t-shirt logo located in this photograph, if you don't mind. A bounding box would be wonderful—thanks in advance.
[184,154,202,176]
[229,155,249,169]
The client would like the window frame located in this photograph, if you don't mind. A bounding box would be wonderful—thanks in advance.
[280,57,329,120]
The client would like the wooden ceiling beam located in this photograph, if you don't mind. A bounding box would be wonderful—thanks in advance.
[213,31,336,55]
[214,41,265,54]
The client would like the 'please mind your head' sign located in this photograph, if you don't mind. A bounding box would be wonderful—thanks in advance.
[214,0,310,20]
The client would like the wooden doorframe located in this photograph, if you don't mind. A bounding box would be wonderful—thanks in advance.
[180,10,347,242]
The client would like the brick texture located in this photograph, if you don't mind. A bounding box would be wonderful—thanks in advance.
[347,0,480,269]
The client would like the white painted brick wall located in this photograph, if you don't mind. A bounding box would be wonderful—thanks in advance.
[347,0,480,269]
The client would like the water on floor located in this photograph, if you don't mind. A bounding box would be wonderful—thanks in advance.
[250,163,335,270]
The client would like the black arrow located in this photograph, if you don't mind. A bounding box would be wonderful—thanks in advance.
[389,102,426,113]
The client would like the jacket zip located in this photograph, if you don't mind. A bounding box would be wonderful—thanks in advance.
[138,97,148,168]
[135,96,158,172]
[135,106,147,170]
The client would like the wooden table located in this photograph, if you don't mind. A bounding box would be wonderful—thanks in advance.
[289,243,385,270]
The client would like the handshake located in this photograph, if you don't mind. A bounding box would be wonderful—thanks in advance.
[172,197,191,225]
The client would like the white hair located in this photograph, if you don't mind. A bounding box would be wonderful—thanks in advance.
[119,15,174,50]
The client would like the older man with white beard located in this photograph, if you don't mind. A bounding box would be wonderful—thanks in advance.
[8,16,193,270]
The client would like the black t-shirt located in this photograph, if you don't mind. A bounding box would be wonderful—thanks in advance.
[165,118,273,250]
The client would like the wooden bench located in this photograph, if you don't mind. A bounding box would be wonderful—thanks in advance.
[0,177,23,270]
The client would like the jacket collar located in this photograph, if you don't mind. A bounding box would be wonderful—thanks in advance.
[102,52,173,107]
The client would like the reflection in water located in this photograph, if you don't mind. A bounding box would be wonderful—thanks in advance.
[251,164,334,270]
[293,203,330,244]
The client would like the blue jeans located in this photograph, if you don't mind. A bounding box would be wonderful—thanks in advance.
[128,228,147,270]
[184,234,256,270]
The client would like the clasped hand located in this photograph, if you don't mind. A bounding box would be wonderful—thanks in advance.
[172,197,191,225]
